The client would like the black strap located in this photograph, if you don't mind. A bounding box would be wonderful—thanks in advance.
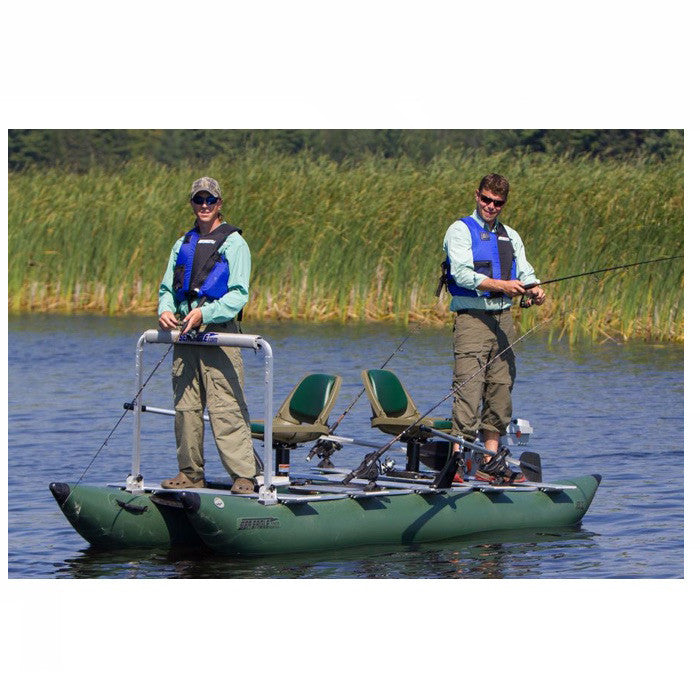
[495,222,515,282]
[191,223,241,285]
[435,260,449,297]
[189,222,246,326]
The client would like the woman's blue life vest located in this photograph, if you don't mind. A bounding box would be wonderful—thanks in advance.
[443,217,517,298]
[172,223,242,307]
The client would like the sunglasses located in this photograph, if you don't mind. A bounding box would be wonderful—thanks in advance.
[191,194,219,206]
[479,193,506,208]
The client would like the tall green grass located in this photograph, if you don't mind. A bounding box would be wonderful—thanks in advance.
[8,149,683,341]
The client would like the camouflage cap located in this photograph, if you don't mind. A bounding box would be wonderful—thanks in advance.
[189,176,222,200]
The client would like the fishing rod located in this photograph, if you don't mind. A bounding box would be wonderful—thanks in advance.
[519,254,683,305]
[342,320,546,485]
[67,321,196,489]
[67,342,174,492]
[525,254,682,289]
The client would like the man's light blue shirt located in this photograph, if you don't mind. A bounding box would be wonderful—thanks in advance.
[442,210,540,312]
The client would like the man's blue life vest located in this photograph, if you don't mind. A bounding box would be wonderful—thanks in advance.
[172,223,242,306]
[444,217,517,298]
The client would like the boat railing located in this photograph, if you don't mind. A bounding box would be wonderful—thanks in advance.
[128,329,276,502]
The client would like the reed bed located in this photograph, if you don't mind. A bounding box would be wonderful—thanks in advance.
[8,149,683,341]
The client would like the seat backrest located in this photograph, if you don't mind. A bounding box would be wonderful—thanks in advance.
[277,373,342,426]
[362,369,420,419]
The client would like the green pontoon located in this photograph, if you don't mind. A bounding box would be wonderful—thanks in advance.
[50,330,601,555]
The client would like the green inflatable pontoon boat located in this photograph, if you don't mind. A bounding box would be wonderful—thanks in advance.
[50,330,601,555]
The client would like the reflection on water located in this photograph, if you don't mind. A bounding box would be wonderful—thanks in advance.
[9,314,683,578]
[52,526,598,579]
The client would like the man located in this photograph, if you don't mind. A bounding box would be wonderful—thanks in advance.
[158,176,257,494]
[442,173,545,482]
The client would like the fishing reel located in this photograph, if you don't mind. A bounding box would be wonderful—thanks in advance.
[306,438,342,468]
[179,328,200,341]
[381,457,396,472]
[342,452,382,486]
[476,446,525,485]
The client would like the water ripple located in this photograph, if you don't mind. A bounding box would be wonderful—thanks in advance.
[8,316,683,578]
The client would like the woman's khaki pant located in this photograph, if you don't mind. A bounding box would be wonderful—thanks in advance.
[172,323,256,481]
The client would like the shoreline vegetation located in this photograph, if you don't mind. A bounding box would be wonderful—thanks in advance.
[9,149,683,342]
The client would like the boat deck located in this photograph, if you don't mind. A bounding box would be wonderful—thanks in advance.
[107,469,576,506]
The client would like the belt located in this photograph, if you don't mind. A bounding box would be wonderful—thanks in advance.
[456,308,510,316]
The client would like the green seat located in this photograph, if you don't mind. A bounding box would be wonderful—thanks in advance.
[361,369,452,440]
[251,373,342,448]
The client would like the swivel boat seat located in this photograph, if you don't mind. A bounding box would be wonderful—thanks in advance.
[251,373,342,472]
[360,369,452,472]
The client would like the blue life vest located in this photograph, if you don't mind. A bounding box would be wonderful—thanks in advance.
[445,217,516,298]
[172,223,242,305]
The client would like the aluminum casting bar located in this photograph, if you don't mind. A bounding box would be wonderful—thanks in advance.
[130,333,147,488]
[256,338,274,495]
[130,330,275,497]
[142,329,264,349]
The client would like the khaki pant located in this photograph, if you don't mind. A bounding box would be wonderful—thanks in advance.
[172,321,256,480]
[451,310,517,441]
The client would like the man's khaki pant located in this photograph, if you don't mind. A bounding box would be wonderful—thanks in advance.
[172,322,256,481]
[451,309,517,441]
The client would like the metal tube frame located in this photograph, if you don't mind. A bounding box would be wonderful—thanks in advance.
[127,330,276,503]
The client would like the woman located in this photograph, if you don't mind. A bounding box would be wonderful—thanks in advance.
[157,176,256,494]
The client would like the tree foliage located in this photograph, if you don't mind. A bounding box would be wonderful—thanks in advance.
[8,128,683,172]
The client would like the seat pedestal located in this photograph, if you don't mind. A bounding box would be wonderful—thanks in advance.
[275,445,291,475]
[406,439,421,472]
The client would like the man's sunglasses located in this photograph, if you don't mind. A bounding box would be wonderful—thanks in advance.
[192,194,219,206]
[479,193,506,208]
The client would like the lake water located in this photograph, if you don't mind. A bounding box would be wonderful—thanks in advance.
[7,314,684,578]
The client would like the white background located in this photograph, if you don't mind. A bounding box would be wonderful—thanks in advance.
[2,2,694,698]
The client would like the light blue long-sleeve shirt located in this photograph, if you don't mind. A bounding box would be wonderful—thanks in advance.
[158,224,251,324]
[442,210,540,312]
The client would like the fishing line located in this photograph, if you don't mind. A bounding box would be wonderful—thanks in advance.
[331,323,421,432]
[522,254,683,291]
[342,318,547,484]
[306,300,443,462]
[328,253,681,472]
[68,342,174,490]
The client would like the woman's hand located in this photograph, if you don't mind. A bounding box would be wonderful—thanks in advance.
[159,310,179,330]
[181,307,203,334]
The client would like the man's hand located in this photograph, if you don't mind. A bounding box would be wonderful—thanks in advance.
[526,285,546,305]
[497,279,527,298]
[159,310,179,330]
[477,278,526,297]
[478,278,546,302]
